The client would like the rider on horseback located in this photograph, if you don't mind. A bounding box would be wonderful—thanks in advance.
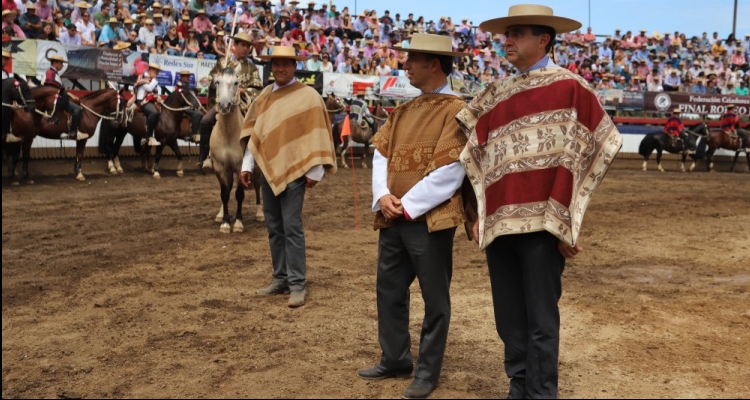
[349,92,377,135]
[663,108,687,148]
[2,50,13,142]
[200,32,263,173]
[44,55,83,140]
[134,62,164,147]
[176,70,202,143]
[721,104,749,152]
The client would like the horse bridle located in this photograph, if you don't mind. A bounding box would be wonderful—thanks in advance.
[1,80,35,111]
[327,97,345,113]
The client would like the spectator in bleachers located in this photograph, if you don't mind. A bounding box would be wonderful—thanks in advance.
[138,17,155,47]
[663,68,681,91]
[193,9,213,34]
[183,28,199,56]
[2,10,25,38]
[20,3,43,38]
[58,21,80,43]
[98,16,119,46]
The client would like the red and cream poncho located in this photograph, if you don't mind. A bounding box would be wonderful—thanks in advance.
[457,65,623,249]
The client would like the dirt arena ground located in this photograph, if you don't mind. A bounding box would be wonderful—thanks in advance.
[2,156,749,399]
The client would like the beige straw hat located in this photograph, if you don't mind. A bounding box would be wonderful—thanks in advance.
[390,33,464,57]
[2,50,11,58]
[148,62,162,70]
[113,41,131,51]
[257,45,309,61]
[47,55,68,63]
[480,4,581,34]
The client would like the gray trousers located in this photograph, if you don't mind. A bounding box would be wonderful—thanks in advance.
[261,175,307,291]
[376,220,456,383]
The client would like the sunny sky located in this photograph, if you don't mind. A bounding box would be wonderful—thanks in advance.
[329,0,749,40]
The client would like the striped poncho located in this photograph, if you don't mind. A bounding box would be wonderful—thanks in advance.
[457,66,623,249]
[240,81,337,196]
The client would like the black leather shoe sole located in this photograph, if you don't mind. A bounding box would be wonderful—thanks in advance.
[357,366,413,381]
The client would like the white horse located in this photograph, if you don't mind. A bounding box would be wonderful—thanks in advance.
[209,65,263,234]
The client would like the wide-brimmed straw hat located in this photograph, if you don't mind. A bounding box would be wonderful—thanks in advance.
[2,50,10,58]
[179,70,192,76]
[148,62,162,70]
[479,4,581,34]
[390,33,464,57]
[108,16,118,23]
[113,41,131,51]
[673,108,681,113]
[727,104,735,109]
[258,45,310,61]
[74,1,91,8]
[47,55,67,63]
[231,32,255,44]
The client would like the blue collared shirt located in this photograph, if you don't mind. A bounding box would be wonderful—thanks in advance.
[517,55,552,75]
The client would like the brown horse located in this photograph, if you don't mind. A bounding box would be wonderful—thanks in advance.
[9,86,126,183]
[326,96,389,169]
[704,128,750,172]
[99,86,201,178]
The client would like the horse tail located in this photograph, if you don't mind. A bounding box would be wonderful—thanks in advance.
[97,121,113,155]
[694,136,707,160]
[639,133,657,159]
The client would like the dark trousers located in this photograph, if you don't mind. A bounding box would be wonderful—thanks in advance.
[140,102,158,138]
[67,100,82,133]
[376,220,455,383]
[199,107,217,162]
[261,175,307,291]
[184,109,202,137]
[485,231,565,399]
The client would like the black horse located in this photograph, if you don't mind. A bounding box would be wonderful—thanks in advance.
[638,122,708,172]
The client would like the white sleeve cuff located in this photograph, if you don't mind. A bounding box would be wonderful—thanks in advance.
[305,164,325,181]
[241,148,255,173]
[371,149,390,211]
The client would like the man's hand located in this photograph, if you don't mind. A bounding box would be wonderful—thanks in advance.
[240,171,252,188]
[305,177,318,188]
[379,194,403,221]
[558,241,583,258]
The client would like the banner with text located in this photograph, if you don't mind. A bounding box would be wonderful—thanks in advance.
[3,38,37,76]
[644,92,750,116]
[149,54,199,87]
[323,73,379,100]
[379,76,421,99]
[263,69,322,93]
[62,44,122,81]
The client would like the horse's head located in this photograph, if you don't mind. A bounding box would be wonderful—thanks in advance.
[325,94,344,113]
[215,66,241,115]
[109,87,128,124]
[6,76,35,113]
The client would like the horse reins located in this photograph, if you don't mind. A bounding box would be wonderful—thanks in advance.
[2,83,36,110]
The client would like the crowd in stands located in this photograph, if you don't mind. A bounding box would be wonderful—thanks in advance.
[2,0,749,95]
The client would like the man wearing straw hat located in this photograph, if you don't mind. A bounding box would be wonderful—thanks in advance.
[44,55,85,140]
[357,33,471,399]
[238,45,336,308]
[663,108,686,147]
[1,50,11,80]
[721,104,749,152]
[199,31,262,172]
[456,5,623,398]
[134,62,164,146]
[176,70,203,143]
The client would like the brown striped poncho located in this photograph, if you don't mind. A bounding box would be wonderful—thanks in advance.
[240,81,337,196]
[457,66,623,249]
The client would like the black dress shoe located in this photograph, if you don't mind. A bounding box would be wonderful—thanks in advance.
[402,378,436,399]
[357,364,413,380]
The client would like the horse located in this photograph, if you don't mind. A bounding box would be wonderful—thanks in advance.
[327,96,388,169]
[2,75,36,143]
[98,85,201,178]
[209,66,263,233]
[9,85,126,183]
[638,122,708,172]
[703,127,750,173]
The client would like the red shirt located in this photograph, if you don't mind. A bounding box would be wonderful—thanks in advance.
[721,112,739,132]
[663,116,683,137]
[2,0,18,12]
[177,23,190,40]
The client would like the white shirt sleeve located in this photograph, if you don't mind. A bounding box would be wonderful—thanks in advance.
[241,147,255,173]
[371,149,390,212]
[400,161,466,219]
[305,165,325,181]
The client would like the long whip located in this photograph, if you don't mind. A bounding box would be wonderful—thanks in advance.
[224,7,243,67]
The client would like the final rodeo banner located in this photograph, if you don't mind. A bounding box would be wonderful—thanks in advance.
[645,92,749,116]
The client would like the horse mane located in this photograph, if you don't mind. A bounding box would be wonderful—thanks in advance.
[80,88,113,100]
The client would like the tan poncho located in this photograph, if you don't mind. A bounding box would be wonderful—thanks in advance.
[371,93,471,233]
[457,66,623,249]
[240,82,337,196]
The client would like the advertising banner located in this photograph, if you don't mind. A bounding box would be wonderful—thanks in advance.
[644,92,749,116]
[2,38,37,76]
[35,40,67,78]
[195,58,218,91]
[263,69,322,94]
[149,54,199,87]
[379,76,421,99]
[322,73,379,100]
[61,44,122,81]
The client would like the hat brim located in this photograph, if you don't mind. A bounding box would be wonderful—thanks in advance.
[113,43,131,51]
[47,57,68,63]
[390,45,464,57]
[479,15,581,35]
[257,54,310,61]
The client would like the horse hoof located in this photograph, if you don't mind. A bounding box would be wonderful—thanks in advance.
[109,168,118,175]
[256,208,265,222]
[11,181,20,187]
[117,167,124,174]
[176,170,184,178]
[233,220,244,233]
[362,164,368,169]
[25,180,34,185]
[220,223,231,234]
[153,172,161,179]
[76,173,86,181]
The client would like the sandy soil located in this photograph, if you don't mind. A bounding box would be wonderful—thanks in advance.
[2,157,749,399]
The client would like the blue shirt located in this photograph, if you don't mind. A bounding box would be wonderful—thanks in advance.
[517,55,552,75]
